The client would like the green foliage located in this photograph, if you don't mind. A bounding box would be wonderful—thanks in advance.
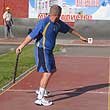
[0,45,35,88]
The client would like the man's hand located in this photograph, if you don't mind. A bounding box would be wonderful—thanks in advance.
[16,47,22,55]
[80,36,88,42]
[16,35,32,55]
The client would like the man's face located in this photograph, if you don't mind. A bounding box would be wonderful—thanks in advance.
[6,9,10,12]
[52,14,61,22]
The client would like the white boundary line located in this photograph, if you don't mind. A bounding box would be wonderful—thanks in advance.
[0,67,36,96]
[55,55,109,59]
[6,89,109,94]
[0,65,36,91]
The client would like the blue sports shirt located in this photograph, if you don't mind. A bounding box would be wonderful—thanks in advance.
[29,16,71,50]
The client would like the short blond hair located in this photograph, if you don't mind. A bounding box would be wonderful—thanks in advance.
[49,5,62,15]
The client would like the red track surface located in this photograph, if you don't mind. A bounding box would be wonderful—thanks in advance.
[0,56,109,110]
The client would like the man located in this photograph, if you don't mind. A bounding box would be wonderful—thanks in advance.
[16,5,87,106]
[3,7,14,38]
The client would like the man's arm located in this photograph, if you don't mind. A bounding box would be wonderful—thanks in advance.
[3,12,7,25]
[11,18,14,25]
[69,28,88,42]
[16,35,32,54]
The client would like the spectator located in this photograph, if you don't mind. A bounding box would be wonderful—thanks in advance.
[3,7,14,38]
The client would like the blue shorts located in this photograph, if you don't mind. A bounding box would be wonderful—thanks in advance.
[34,47,56,73]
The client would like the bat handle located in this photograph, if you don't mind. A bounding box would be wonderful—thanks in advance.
[17,49,21,55]
[13,53,20,83]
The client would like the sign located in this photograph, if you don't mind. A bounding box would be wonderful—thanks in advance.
[29,0,110,20]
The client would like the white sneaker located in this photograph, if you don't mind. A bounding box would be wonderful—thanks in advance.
[34,98,53,106]
[36,90,50,97]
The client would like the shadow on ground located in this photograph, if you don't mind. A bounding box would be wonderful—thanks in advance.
[48,83,110,102]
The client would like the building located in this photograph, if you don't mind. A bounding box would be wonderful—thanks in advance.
[0,0,28,25]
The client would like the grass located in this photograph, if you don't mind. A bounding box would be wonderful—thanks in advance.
[0,45,61,88]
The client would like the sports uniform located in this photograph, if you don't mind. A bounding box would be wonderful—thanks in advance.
[29,16,71,73]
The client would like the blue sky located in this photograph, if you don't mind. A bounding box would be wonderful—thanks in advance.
[29,0,35,7]
[64,0,75,5]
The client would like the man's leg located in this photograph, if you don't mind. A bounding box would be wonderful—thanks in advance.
[35,72,53,106]
[38,72,52,98]
[34,47,55,106]
[40,72,52,88]
[10,26,14,38]
[7,25,10,38]
[4,26,8,38]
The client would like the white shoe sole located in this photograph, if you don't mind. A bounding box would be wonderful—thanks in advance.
[34,99,53,106]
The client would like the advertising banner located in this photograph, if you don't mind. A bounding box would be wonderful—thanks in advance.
[29,0,110,21]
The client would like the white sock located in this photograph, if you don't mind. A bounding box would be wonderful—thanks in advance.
[37,87,45,99]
